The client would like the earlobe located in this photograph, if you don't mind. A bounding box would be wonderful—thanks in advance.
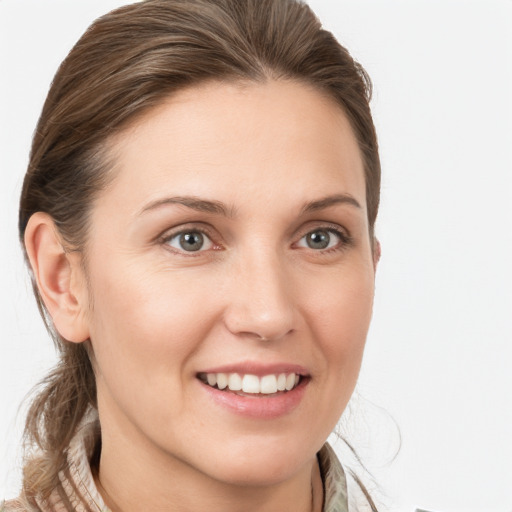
[24,212,90,343]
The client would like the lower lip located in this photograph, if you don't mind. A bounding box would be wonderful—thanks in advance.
[199,378,309,419]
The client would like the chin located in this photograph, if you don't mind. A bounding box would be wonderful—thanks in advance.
[191,434,320,488]
[208,459,305,488]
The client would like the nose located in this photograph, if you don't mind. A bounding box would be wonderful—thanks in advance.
[222,251,296,342]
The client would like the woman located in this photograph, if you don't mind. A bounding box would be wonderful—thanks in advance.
[3,0,381,510]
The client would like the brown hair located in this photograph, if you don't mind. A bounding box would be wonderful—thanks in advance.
[18,0,380,508]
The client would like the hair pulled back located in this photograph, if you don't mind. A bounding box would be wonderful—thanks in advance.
[18,0,380,506]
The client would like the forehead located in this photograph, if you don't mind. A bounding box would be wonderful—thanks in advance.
[98,79,366,216]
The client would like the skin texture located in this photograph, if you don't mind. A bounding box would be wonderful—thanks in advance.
[25,80,378,512]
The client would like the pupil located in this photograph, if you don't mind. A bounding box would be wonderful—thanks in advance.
[180,232,204,251]
[307,230,330,249]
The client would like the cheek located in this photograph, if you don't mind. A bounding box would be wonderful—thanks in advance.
[292,266,374,443]
[85,261,218,391]
[305,264,374,338]
[302,263,375,382]
[84,263,224,431]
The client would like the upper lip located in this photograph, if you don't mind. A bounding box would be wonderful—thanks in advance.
[197,361,310,377]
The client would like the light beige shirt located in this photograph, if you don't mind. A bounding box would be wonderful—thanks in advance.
[2,412,349,512]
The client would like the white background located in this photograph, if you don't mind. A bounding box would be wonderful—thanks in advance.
[1,1,511,511]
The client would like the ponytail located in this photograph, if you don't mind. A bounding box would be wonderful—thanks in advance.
[21,344,96,504]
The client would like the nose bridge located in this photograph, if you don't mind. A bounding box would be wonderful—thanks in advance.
[224,243,296,341]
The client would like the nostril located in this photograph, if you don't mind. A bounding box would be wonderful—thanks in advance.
[236,329,294,343]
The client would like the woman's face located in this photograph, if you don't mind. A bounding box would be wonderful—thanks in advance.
[77,80,377,486]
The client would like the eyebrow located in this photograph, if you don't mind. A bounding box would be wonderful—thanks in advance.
[140,196,234,217]
[300,194,362,214]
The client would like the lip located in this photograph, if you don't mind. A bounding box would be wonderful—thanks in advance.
[198,377,309,419]
[198,362,309,377]
[196,362,310,419]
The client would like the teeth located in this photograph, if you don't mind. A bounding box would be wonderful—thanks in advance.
[201,372,302,394]
[260,374,277,394]
[276,373,287,391]
[228,373,242,391]
[242,374,260,393]
[285,373,296,391]
[217,372,228,390]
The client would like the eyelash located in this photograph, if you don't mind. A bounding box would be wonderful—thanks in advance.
[158,224,352,256]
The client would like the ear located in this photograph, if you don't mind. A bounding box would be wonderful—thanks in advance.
[24,212,90,343]
[373,238,381,269]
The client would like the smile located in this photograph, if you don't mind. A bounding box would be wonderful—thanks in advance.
[198,372,301,395]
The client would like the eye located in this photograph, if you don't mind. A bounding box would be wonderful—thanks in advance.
[165,230,214,252]
[297,228,344,251]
